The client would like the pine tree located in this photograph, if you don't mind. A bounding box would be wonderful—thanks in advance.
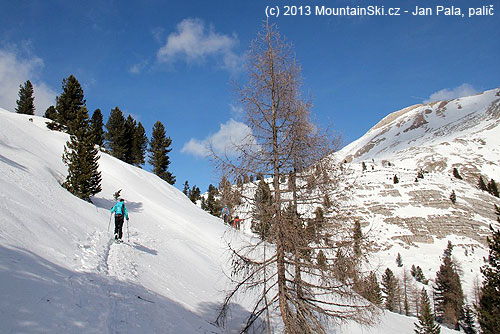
[353,220,362,256]
[362,161,367,171]
[202,184,221,216]
[105,107,127,160]
[487,179,499,198]
[123,115,137,164]
[415,266,428,284]
[360,272,383,305]
[414,288,441,334]
[90,109,104,148]
[478,206,500,334]
[44,105,57,120]
[393,175,399,184]
[188,185,200,203]
[56,75,85,134]
[417,169,425,179]
[182,181,190,196]
[453,168,463,180]
[15,80,35,115]
[382,268,398,312]
[251,176,273,240]
[478,176,488,191]
[434,241,464,329]
[62,106,102,202]
[396,253,403,267]
[148,121,175,185]
[133,122,148,167]
[450,190,457,204]
[460,304,477,334]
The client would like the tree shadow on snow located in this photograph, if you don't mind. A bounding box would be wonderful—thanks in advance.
[0,154,28,172]
[132,242,158,255]
[196,301,266,334]
[0,245,219,334]
[92,197,144,213]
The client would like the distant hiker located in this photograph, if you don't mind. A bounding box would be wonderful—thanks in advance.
[221,205,230,224]
[232,216,243,230]
[111,198,129,241]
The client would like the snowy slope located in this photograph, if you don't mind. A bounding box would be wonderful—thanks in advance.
[0,108,237,333]
[335,88,500,303]
[0,108,460,333]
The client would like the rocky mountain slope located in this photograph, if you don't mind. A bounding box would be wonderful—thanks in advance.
[336,88,500,297]
[231,88,499,302]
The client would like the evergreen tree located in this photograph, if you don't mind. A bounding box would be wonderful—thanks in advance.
[62,106,102,202]
[417,169,425,179]
[188,185,200,203]
[396,253,403,267]
[132,122,148,167]
[450,190,457,204]
[90,109,104,148]
[360,272,383,305]
[460,304,477,334]
[382,268,398,312]
[123,115,137,164]
[56,75,86,134]
[202,184,221,216]
[452,168,463,180]
[316,250,327,270]
[478,206,500,334]
[105,107,127,160]
[411,264,417,277]
[362,161,367,171]
[478,176,488,191]
[414,288,441,334]
[182,181,189,196]
[434,241,464,329]
[487,179,499,198]
[44,105,57,120]
[415,266,428,284]
[251,176,273,240]
[353,220,362,256]
[148,121,175,185]
[15,80,35,115]
[393,175,399,184]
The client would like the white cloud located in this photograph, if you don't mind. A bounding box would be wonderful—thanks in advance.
[424,83,479,103]
[181,119,255,158]
[0,49,56,115]
[129,60,149,74]
[157,18,242,71]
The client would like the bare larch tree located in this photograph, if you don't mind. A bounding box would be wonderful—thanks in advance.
[214,22,377,334]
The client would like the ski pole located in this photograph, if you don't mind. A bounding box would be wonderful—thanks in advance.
[127,218,130,242]
[107,212,112,232]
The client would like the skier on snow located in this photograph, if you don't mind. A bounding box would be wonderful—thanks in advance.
[221,205,230,224]
[111,198,129,242]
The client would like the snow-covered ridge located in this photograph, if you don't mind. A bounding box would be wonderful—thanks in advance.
[340,88,500,177]
[333,89,500,303]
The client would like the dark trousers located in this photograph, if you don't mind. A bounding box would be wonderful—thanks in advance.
[114,215,124,239]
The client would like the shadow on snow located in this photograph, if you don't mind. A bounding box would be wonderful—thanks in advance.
[0,245,219,334]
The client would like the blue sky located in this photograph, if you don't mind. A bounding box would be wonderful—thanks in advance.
[1,0,499,192]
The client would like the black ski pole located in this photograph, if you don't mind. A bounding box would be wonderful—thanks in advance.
[127,218,130,242]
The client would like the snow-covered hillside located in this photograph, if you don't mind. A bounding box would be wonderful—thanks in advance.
[0,107,461,333]
[337,88,500,301]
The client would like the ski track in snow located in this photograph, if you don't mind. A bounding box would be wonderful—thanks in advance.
[78,224,143,333]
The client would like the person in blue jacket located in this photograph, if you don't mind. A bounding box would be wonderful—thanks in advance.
[221,205,230,224]
[110,198,129,241]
